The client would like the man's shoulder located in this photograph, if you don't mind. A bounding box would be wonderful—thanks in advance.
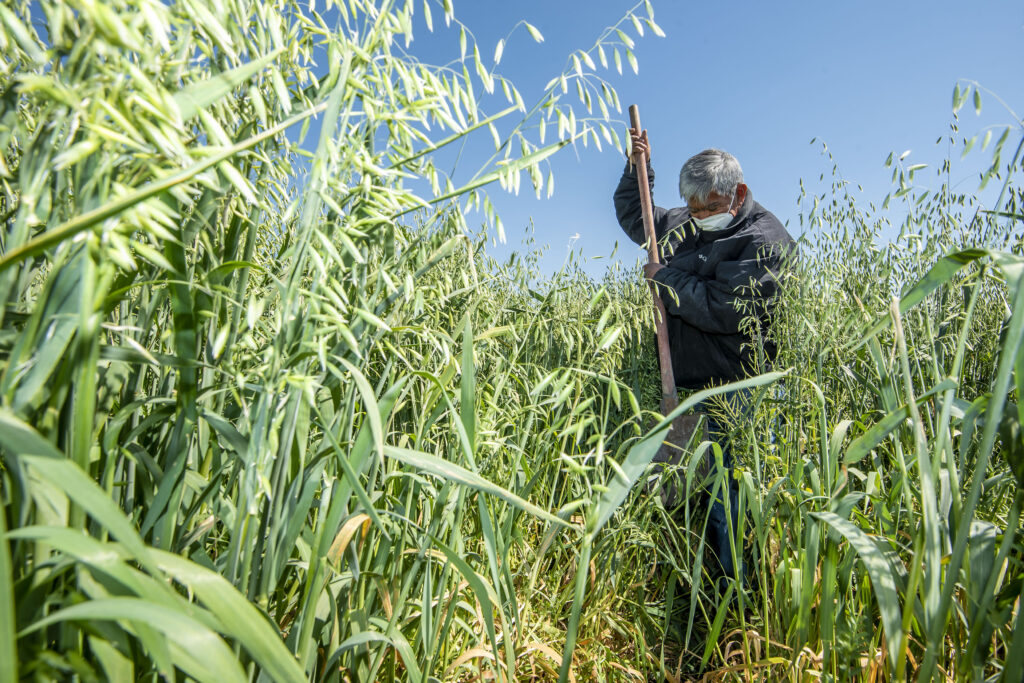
[743,202,794,245]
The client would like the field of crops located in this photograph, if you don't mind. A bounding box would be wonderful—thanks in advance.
[1,1,1023,681]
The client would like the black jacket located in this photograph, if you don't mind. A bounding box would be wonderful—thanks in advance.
[614,161,795,390]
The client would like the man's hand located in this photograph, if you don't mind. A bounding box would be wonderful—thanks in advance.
[643,262,665,280]
[627,126,650,167]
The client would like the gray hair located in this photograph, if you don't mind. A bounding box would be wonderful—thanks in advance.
[678,149,743,202]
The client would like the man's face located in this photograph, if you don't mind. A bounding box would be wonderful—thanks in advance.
[686,192,733,219]
[685,183,748,218]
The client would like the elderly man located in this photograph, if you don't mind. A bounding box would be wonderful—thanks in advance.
[614,128,795,583]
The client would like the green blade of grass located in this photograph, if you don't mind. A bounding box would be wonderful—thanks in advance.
[8,525,176,604]
[430,534,499,682]
[460,314,477,456]
[813,511,904,669]
[383,445,569,528]
[337,357,384,459]
[19,598,247,683]
[152,550,306,683]
[173,49,283,122]
[0,499,16,683]
[700,583,736,668]
[324,629,423,683]
[844,377,958,465]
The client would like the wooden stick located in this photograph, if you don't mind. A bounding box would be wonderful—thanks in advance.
[628,104,678,415]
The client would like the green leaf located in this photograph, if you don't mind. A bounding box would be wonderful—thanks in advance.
[152,551,306,683]
[0,503,16,682]
[7,526,170,598]
[200,410,249,456]
[326,379,409,550]
[460,315,477,455]
[174,49,282,122]
[324,628,422,682]
[22,454,160,572]
[0,410,161,568]
[844,378,956,464]
[383,445,568,528]
[700,583,736,667]
[337,357,384,459]
[813,511,904,668]
[844,407,909,464]
[20,598,247,683]
[429,535,500,680]
[0,408,65,458]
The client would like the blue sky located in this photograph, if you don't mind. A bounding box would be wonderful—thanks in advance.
[398,0,1024,276]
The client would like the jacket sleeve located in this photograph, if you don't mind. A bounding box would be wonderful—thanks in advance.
[613,161,679,249]
[651,239,791,335]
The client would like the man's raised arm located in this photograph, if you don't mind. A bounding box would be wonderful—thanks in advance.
[613,129,688,254]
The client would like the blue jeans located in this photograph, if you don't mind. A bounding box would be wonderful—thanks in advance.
[696,389,751,583]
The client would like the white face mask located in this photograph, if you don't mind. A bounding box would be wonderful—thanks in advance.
[693,211,734,232]
[692,194,736,232]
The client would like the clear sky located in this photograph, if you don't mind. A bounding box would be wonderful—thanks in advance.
[399,0,1024,276]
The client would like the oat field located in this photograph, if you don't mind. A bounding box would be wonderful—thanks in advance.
[1,1,1022,681]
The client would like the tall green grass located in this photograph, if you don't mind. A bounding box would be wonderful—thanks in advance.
[0,0,673,680]
[1,1,1023,681]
